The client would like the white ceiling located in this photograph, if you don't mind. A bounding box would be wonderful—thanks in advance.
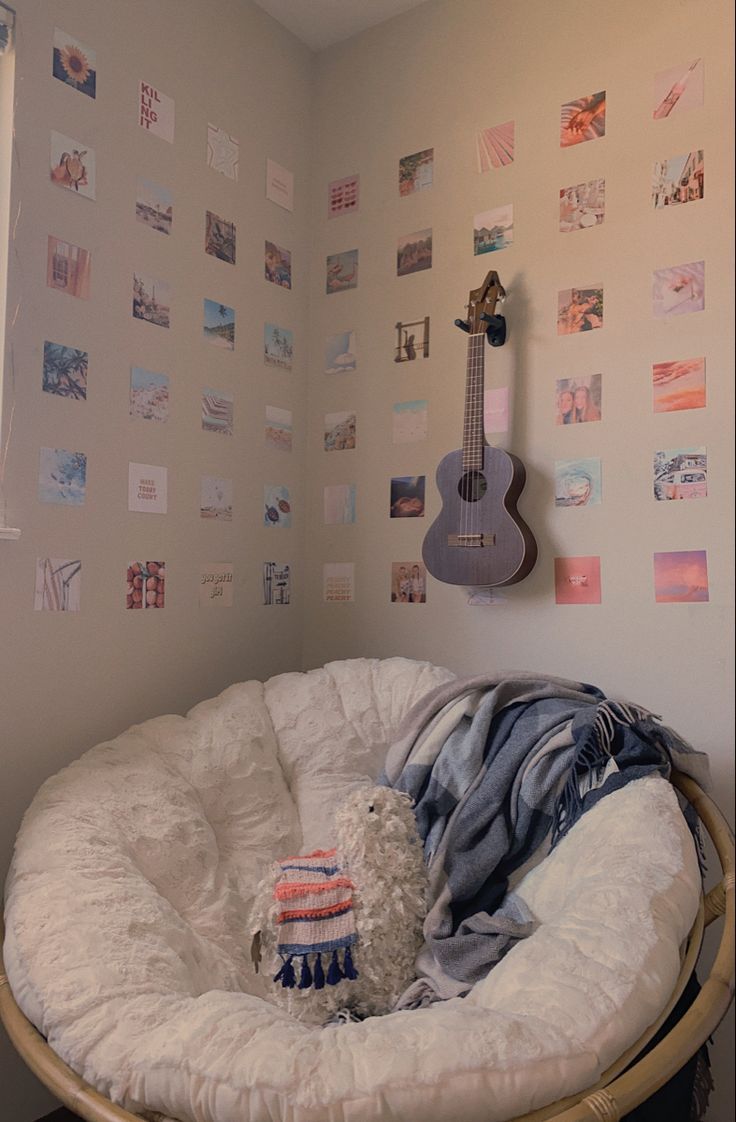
[251,0,431,52]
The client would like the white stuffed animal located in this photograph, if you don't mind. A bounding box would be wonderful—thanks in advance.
[249,785,428,1023]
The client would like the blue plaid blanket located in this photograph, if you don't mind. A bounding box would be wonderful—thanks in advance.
[379,672,710,1007]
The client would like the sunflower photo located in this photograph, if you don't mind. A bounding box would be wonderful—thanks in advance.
[53,28,96,98]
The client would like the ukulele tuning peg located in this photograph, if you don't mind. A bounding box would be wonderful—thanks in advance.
[454,318,471,333]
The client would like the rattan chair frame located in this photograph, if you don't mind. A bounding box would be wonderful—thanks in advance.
[1,771,733,1122]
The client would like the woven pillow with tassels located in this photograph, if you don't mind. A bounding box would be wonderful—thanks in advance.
[272,849,359,991]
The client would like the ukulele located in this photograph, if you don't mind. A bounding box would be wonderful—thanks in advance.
[421,270,537,588]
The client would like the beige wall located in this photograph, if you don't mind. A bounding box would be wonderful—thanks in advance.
[0,2,312,1116]
[304,0,733,1114]
[1,0,733,1118]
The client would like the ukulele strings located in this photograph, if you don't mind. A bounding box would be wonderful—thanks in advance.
[464,331,484,544]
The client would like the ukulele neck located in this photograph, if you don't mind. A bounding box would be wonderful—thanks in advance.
[462,332,486,472]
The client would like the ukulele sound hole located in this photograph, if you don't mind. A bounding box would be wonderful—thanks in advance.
[458,471,488,502]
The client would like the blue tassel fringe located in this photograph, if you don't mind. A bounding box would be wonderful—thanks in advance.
[276,948,357,991]
[326,948,343,985]
[273,955,296,988]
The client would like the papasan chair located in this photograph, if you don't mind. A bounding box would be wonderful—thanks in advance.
[1,657,733,1122]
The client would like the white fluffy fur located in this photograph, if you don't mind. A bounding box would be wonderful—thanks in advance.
[250,785,428,1022]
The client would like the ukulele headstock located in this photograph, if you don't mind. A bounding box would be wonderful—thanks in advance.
[455,270,507,345]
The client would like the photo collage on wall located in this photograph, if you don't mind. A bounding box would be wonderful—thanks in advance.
[318,57,710,608]
[38,29,300,612]
[36,27,713,614]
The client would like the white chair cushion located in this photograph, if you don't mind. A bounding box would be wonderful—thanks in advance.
[3,659,701,1122]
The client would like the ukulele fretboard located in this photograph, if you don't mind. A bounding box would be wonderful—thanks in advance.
[462,332,486,471]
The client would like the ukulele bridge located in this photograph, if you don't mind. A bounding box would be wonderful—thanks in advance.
[447,533,494,548]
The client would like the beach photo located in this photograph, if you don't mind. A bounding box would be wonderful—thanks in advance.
[324,411,356,451]
[265,323,294,370]
[136,178,173,235]
[474,205,513,255]
[392,399,428,444]
[265,405,293,452]
[653,550,708,602]
[652,356,706,413]
[203,299,235,349]
[38,448,86,505]
[200,476,233,521]
[201,389,234,436]
[42,341,88,400]
[324,484,356,525]
[130,367,169,422]
[133,272,171,328]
